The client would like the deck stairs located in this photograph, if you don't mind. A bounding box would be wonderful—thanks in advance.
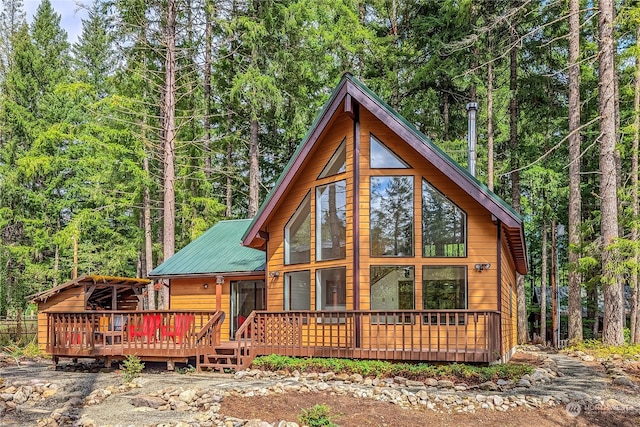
[197,342,254,372]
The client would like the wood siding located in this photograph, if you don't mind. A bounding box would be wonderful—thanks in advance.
[500,233,518,359]
[36,287,86,351]
[169,275,263,341]
[260,105,511,360]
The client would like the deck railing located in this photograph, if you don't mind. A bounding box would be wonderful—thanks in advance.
[46,310,219,359]
[238,310,501,363]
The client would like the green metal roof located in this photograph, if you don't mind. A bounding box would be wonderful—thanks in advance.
[149,219,265,277]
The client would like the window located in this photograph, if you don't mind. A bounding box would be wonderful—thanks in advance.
[316,180,347,260]
[285,193,310,264]
[422,266,467,310]
[422,179,466,257]
[370,176,414,256]
[284,271,310,310]
[318,138,346,178]
[370,266,414,324]
[370,135,410,168]
[316,267,346,310]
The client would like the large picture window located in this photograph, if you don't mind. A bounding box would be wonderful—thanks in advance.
[316,267,346,311]
[422,266,467,310]
[370,176,414,257]
[370,266,414,310]
[285,193,310,264]
[316,180,347,261]
[422,179,466,257]
[284,271,310,310]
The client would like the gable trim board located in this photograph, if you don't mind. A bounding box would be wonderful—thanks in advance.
[242,74,527,275]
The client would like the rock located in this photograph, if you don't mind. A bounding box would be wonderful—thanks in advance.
[64,397,83,408]
[424,378,438,387]
[173,400,190,411]
[476,394,486,402]
[175,422,191,427]
[479,381,498,391]
[349,373,364,383]
[493,396,504,407]
[496,379,512,386]
[516,379,532,388]
[245,420,273,427]
[612,376,636,388]
[42,389,57,398]
[1,393,13,401]
[131,395,166,409]
[406,380,425,388]
[13,388,28,404]
[437,380,454,388]
[581,355,595,362]
[179,389,197,404]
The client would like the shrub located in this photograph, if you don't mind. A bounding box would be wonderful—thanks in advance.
[251,355,534,384]
[120,355,144,383]
[298,404,339,427]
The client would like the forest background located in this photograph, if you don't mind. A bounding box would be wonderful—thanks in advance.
[0,0,638,347]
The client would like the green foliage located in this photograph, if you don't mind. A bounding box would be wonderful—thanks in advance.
[298,404,339,427]
[120,355,144,383]
[567,339,640,360]
[2,341,42,358]
[251,355,534,384]
[176,364,196,374]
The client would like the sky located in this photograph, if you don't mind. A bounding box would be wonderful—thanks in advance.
[24,0,87,44]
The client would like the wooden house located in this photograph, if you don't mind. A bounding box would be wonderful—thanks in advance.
[39,75,526,370]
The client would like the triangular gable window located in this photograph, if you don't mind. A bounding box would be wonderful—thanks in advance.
[318,138,346,178]
[370,134,410,168]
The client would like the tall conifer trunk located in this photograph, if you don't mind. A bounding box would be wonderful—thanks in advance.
[509,23,528,345]
[567,0,582,344]
[598,0,624,345]
[631,26,640,344]
[161,0,177,308]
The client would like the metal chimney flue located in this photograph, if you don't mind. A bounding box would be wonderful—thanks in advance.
[466,102,478,177]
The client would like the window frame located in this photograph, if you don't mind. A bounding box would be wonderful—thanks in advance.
[422,265,468,310]
[284,192,311,265]
[369,134,411,169]
[318,138,347,179]
[370,175,415,257]
[315,180,347,261]
[370,265,415,324]
[422,178,467,258]
[283,270,311,311]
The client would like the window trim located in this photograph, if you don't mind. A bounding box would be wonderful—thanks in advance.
[284,192,311,265]
[318,137,347,179]
[421,178,468,258]
[283,270,311,311]
[369,134,411,169]
[421,265,468,310]
[315,180,347,262]
[370,175,415,257]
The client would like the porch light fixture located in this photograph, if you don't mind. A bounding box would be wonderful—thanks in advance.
[269,271,280,279]
[216,275,225,285]
[474,263,491,272]
[203,283,209,289]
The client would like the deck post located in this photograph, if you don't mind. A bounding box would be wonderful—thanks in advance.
[167,359,175,371]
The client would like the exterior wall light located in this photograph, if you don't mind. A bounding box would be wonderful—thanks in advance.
[474,263,491,272]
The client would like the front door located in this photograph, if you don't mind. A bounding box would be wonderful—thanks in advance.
[230,280,265,338]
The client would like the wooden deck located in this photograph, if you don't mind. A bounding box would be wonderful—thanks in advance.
[45,310,223,366]
[45,310,501,370]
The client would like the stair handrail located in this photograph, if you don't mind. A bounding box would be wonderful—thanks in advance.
[196,311,225,343]
[233,311,257,370]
